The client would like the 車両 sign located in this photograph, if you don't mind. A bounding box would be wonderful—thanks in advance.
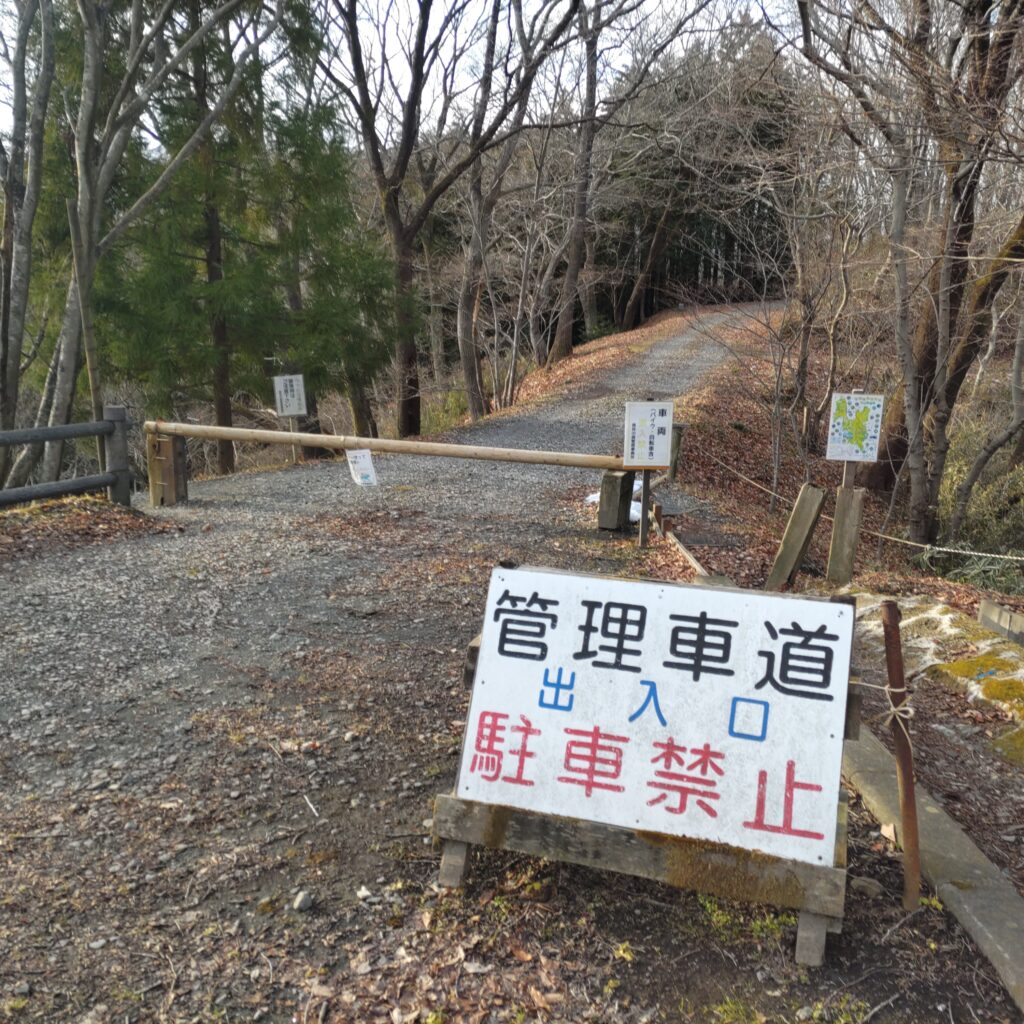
[458,567,853,867]
[623,401,673,470]
[826,393,884,462]
[273,374,307,419]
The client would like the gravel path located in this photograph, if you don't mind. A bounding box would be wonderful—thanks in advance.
[2,305,736,776]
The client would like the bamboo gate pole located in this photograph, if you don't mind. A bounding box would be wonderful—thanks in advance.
[143,420,624,471]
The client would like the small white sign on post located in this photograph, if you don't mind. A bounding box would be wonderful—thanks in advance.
[347,449,377,487]
[826,393,884,462]
[458,567,853,867]
[273,374,307,419]
[623,402,673,470]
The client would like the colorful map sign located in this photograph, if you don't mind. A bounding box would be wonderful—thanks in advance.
[826,393,884,462]
[458,567,853,866]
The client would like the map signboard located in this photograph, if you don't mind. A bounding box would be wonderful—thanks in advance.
[623,402,673,470]
[273,374,307,419]
[826,393,884,462]
[458,567,853,867]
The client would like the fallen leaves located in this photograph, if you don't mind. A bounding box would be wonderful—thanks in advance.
[0,494,179,563]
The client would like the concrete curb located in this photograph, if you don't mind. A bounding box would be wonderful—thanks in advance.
[843,731,1024,1013]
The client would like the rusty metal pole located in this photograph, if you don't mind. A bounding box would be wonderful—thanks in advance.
[880,600,921,910]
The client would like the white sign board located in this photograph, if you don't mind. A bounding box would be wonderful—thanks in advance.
[458,567,853,867]
[623,402,673,470]
[826,393,884,462]
[347,449,377,486]
[273,374,307,419]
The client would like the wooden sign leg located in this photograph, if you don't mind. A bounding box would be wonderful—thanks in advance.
[438,840,470,888]
[795,910,829,966]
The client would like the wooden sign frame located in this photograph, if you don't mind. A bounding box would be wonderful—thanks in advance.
[434,629,862,967]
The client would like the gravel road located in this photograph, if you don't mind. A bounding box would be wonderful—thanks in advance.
[2,306,736,791]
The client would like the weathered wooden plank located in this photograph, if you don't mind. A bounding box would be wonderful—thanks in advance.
[462,634,482,688]
[826,486,865,585]
[765,483,826,592]
[433,794,846,917]
[844,683,862,741]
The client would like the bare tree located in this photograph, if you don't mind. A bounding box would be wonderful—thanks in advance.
[319,0,578,436]
[0,0,54,483]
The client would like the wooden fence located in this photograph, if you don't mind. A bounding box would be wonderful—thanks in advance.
[0,406,130,509]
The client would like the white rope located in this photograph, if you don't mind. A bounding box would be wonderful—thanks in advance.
[701,451,1024,564]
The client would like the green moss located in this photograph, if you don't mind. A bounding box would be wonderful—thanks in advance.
[711,997,760,1023]
[982,676,1024,711]
[939,652,1017,679]
[993,727,1024,766]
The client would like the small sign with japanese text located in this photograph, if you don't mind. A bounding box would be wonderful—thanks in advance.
[273,374,307,419]
[623,402,673,470]
[458,567,853,866]
[347,449,377,486]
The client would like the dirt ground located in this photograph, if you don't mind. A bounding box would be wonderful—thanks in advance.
[1,310,1020,1023]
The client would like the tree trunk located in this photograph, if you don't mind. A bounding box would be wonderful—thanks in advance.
[545,4,599,368]
[38,280,83,481]
[580,233,600,337]
[393,244,421,437]
[348,377,378,438]
[622,205,673,330]
[457,258,488,421]
[203,201,234,474]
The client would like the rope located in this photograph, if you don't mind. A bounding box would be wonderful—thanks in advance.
[855,680,915,751]
[700,451,1024,565]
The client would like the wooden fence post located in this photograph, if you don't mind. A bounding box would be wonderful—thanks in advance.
[765,483,826,591]
[102,405,131,507]
[826,463,865,585]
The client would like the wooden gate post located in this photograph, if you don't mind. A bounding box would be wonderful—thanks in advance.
[102,405,131,507]
[765,483,826,591]
[146,433,188,507]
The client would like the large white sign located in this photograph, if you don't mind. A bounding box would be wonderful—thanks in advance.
[458,567,853,867]
[623,402,673,470]
[273,374,307,419]
[826,393,884,462]
[347,449,377,486]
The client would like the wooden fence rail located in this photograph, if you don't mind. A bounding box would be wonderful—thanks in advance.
[0,406,130,508]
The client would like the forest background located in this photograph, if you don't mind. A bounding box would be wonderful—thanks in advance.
[2,0,1023,572]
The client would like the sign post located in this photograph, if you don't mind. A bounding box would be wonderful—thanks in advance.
[272,374,307,464]
[824,392,883,584]
[436,566,857,965]
[622,401,673,548]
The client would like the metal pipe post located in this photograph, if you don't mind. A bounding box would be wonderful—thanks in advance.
[880,600,921,910]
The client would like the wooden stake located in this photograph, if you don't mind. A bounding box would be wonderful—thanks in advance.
[765,483,826,591]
